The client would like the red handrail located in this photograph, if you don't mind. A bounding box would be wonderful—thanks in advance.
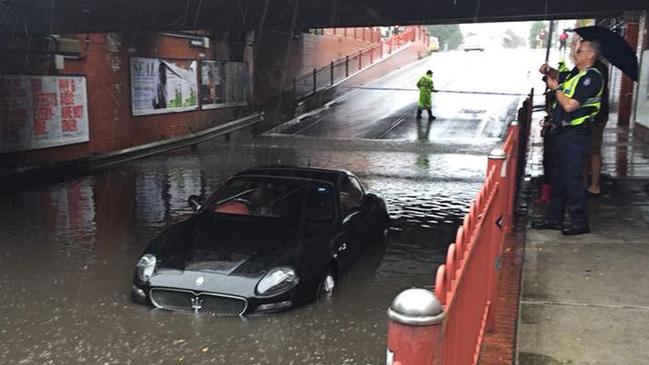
[387,90,534,365]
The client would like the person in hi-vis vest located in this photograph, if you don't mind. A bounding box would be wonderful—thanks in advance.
[416,70,436,121]
[532,39,603,236]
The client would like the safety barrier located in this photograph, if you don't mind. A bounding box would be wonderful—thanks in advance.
[387,90,534,365]
[292,26,429,101]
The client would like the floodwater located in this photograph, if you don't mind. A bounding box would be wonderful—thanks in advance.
[0,136,490,365]
[0,48,535,364]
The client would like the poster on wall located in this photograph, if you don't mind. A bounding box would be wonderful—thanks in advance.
[634,50,649,129]
[201,60,248,110]
[0,75,89,153]
[130,57,198,116]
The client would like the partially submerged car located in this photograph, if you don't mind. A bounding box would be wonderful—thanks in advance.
[132,166,389,315]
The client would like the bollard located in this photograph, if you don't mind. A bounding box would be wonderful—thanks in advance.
[387,288,445,365]
[485,148,506,332]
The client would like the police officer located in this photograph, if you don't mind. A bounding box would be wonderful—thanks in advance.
[416,70,436,121]
[533,39,604,235]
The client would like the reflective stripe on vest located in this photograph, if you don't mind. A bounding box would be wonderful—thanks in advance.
[560,67,603,126]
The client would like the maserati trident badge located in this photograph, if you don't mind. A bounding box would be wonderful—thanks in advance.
[196,276,205,286]
[191,297,202,312]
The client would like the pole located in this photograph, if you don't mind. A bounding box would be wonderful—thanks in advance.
[345,56,349,77]
[358,50,362,70]
[544,20,555,63]
[485,149,506,332]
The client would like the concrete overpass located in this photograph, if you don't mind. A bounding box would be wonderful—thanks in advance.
[1,0,648,35]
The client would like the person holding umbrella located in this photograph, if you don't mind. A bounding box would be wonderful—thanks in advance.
[533,39,604,235]
[572,26,639,195]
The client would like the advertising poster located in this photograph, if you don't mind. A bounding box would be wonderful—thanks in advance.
[200,61,224,108]
[634,50,649,129]
[0,75,89,153]
[201,60,248,109]
[130,57,198,116]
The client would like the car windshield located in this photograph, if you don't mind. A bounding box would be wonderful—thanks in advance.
[205,176,335,222]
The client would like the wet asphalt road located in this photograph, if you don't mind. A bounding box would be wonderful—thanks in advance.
[0,49,543,364]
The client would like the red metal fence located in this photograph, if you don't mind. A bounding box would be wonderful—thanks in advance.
[387,90,534,365]
[292,26,429,101]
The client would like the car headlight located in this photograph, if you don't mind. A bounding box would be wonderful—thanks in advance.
[256,267,299,296]
[136,254,157,282]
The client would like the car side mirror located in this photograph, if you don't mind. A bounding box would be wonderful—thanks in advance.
[188,195,203,212]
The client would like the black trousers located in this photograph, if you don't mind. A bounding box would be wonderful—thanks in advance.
[546,125,592,227]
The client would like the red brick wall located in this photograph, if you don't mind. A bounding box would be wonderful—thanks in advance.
[2,33,243,165]
[254,29,379,103]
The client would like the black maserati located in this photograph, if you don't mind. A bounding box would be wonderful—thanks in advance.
[131,166,389,315]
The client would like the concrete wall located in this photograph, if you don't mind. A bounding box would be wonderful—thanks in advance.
[1,32,245,166]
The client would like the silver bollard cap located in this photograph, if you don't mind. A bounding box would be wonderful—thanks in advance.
[388,288,445,326]
[489,148,506,160]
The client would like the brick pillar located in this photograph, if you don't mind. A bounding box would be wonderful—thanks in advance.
[618,21,639,126]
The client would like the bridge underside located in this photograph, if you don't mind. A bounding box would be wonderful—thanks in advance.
[1,0,647,35]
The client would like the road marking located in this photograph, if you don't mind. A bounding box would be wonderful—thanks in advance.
[375,115,408,139]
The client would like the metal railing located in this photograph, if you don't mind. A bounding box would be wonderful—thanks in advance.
[387,90,534,365]
[292,26,426,101]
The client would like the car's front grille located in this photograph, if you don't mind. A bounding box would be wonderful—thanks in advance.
[149,288,247,316]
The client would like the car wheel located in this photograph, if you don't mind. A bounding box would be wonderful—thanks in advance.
[317,268,336,300]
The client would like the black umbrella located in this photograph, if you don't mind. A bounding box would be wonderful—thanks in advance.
[574,26,638,82]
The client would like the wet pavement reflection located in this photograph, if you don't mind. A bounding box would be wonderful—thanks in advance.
[0,135,489,364]
[0,49,538,364]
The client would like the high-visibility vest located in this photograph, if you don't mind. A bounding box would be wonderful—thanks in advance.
[557,60,569,73]
[556,67,603,126]
[417,74,434,91]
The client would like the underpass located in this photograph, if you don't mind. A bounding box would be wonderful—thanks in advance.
[0,46,542,364]
[268,48,535,142]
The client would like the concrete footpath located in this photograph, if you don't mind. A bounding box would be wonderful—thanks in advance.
[516,113,649,364]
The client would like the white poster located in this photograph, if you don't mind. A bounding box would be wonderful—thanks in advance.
[201,60,248,110]
[634,50,649,129]
[130,57,198,116]
[0,75,89,153]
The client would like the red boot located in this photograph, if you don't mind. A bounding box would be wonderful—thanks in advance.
[535,183,551,204]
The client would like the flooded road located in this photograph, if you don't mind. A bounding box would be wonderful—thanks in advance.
[1,49,542,364]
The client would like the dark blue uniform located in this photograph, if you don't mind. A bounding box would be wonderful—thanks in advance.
[546,68,602,230]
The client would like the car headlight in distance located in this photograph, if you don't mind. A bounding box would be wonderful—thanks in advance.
[136,254,157,282]
[256,267,299,296]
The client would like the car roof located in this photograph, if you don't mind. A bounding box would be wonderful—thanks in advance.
[235,166,350,185]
